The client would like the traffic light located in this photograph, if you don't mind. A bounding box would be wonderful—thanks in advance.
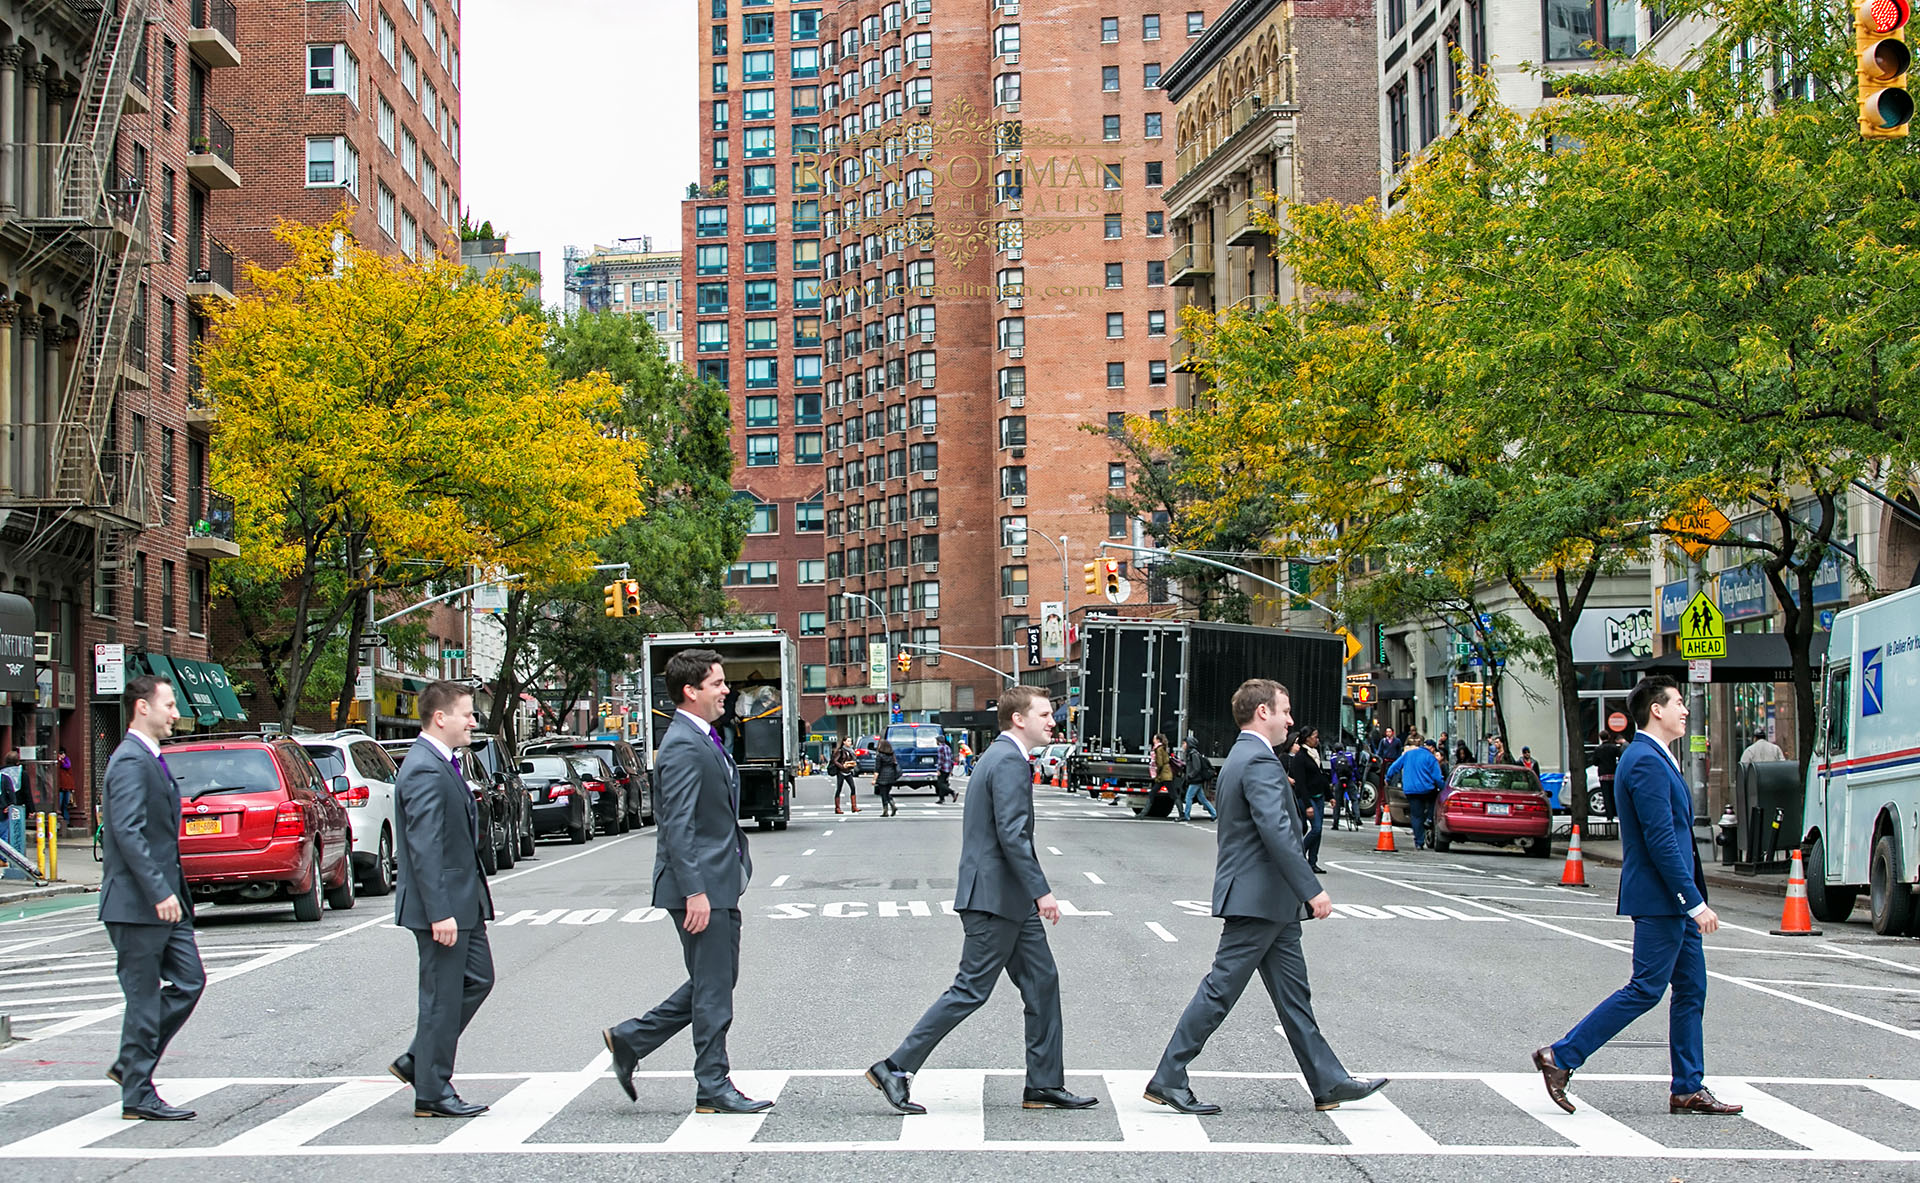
[896,651,913,676]
[1102,559,1121,599]
[1084,561,1100,595]
[622,579,641,616]
[1859,0,1914,138]
[1351,684,1376,708]
[602,583,622,618]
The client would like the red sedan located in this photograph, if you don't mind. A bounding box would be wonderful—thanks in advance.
[165,736,357,921]
[1435,763,1553,858]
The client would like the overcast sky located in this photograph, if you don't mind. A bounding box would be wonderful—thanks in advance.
[463,0,696,309]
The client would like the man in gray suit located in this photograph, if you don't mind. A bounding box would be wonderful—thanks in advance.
[1144,678,1387,1115]
[390,680,495,1118]
[866,685,1097,1115]
[100,674,204,1122]
[604,647,769,1114]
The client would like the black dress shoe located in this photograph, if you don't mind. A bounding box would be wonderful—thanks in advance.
[695,1084,774,1114]
[105,1066,123,1087]
[414,1096,489,1118]
[1143,1083,1221,1115]
[604,1028,638,1102]
[1022,1086,1099,1110]
[122,1102,195,1121]
[1313,1076,1389,1111]
[866,1060,926,1115]
[388,1054,414,1087]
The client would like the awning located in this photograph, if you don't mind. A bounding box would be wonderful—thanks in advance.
[164,657,224,724]
[0,592,35,696]
[1378,678,1416,701]
[200,661,248,721]
[1630,633,1827,684]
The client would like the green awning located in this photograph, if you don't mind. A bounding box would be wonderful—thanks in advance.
[202,661,248,721]
[165,658,224,724]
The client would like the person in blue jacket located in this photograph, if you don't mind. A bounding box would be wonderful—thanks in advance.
[1532,675,1741,1118]
[1384,733,1446,850]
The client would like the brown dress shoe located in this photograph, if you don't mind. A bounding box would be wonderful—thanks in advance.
[1670,1088,1743,1115]
[1532,1046,1575,1114]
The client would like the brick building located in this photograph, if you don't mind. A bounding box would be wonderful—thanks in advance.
[0,0,257,831]
[564,237,682,364]
[688,0,1216,742]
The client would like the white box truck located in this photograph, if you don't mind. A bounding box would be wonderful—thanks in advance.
[1801,581,1920,935]
[638,630,798,831]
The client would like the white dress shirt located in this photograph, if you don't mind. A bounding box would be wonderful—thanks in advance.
[418,732,455,764]
[127,729,161,759]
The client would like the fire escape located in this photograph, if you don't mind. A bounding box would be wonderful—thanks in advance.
[2,0,155,587]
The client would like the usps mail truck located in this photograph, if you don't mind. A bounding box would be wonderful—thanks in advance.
[1801,581,1920,935]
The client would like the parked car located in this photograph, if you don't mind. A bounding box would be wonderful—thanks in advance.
[885,722,943,790]
[380,738,513,875]
[469,732,536,859]
[299,731,399,896]
[1036,742,1076,784]
[1389,763,1553,857]
[161,734,356,921]
[522,737,651,829]
[520,753,595,843]
[566,753,627,836]
[853,734,882,775]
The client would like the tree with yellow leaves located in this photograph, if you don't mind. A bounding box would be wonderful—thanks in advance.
[203,217,646,725]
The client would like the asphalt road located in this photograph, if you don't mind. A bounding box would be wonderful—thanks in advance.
[1,772,1917,1181]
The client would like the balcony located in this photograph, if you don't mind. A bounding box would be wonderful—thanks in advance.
[1225,198,1273,247]
[124,38,152,114]
[186,363,218,428]
[186,488,240,558]
[187,0,242,69]
[122,315,149,386]
[187,105,241,189]
[1171,335,1198,373]
[188,236,236,305]
[1168,241,1212,287]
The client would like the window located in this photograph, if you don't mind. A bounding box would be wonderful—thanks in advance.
[402,46,418,96]
[1000,466,1027,496]
[792,9,820,39]
[745,164,775,194]
[696,244,728,274]
[400,210,417,257]
[1143,13,1161,38]
[802,664,826,693]
[1106,313,1124,338]
[999,366,1025,398]
[1146,210,1165,236]
[1186,10,1204,35]
[1387,0,1406,33]
[1146,259,1165,285]
[1106,362,1125,388]
[1109,463,1127,487]
[726,561,778,585]
[696,320,730,352]
[308,45,360,102]
[795,432,823,463]
[421,80,438,129]
[746,357,778,387]
[998,317,1025,349]
[743,50,775,81]
[1148,309,1166,336]
[1109,511,1128,538]
[1101,17,1119,42]
[1105,262,1123,288]
[189,567,206,635]
[378,96,396,149]
[1102,65,1119,91]
[422,1,437,44]
[995,23,1021,54]
[996,72,1021,105]
[1387,79,1409,166]
[377,183,395,237]
[379,11,397,63]
[999,416,1027,446]
[911,489,939,518]
[913,582,940,611]
[799,612,827,637]
[909,395,936,428]
[1145,112,1162,138]
[746,395,779,427]
[793,239,821,269]
[909,442,937,472]
[798,560,826,584]
[713,62,729,92]
[746,435,780,466]
[743,12,775,41]
[1001,566,1029,597]
[1145,161,1163,185]
[1416,50,1439,147]
[1104,214,1124,239]
[306,136,359,193]
[746,317,778,350]
[1149,360,1167,385]
[1144,62,1162,87]
[792,84,820,114]
[696,205,729,237]
[1103,114,1120,141]
[744,278,775,309]
[744,242,776,273]
[402,127,417,178]
[791,46,820,76]
[749,501,779,532]
[1545,0,1635,59]
[797,499,824,531]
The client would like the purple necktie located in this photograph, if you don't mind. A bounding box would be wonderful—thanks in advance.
[709,726,728,758]
[156,751,172,780]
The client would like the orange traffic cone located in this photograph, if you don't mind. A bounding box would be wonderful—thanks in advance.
[1560,825,1588,887]
[1033,763,1043,785]
[1770,848,1824,937]
[1373,800,1397,853]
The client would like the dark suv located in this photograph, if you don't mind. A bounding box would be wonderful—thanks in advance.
[159,733,356,921]
[523,737,651,830]
[469,733,535,860]
[380,739,516,875]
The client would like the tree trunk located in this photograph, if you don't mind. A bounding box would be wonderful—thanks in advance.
[1506,559,1602,830]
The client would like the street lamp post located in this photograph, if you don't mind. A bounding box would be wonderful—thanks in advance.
[840,591,892,732]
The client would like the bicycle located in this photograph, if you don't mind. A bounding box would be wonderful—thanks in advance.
[92,806,103,862]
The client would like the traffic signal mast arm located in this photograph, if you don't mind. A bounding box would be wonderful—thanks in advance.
[1098,541,1339,615]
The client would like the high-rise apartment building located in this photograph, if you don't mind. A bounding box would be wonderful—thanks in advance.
[0,0,253,826]
[565,238,684,363]
[690,0,1209,741]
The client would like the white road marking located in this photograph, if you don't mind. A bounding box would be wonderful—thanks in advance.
[4,1079,225,1155]
[770,875,790,888]
[440,1052,611,1152]
[1145,922,1178,943]
[1321,1087,1440,1152]
[802,849,816,856]
[216,1078,402,1153]
[1708,1081,1898,1157]
[1730,977,1918,994]
[1048,846,1062,855]
[24,943,312,1043]
[1104,1070,1209,1149]
[1480,1073,1666,1154]
[1083,871,1105,885]
[661,1069,789,1149]
[894,1068,984,1149]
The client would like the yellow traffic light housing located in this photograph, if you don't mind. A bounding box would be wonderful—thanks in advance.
[622,579,641,616]
[1083,561,1100,595]
[896,651,913,676]
[1102,559,1122,599]
[1859,0,1914,138]
[602,583,622,618]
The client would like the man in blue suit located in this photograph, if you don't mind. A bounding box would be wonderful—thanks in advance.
[1533,675,1742,1116]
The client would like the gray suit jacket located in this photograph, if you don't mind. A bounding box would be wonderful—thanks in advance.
[953,733,1051,920]
[1212,731,1322,922]
[98,735,193,926]
[652,711,753,909]
[394,740,494,931]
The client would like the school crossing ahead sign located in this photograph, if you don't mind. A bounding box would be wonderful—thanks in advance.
[1678,591,1727,660]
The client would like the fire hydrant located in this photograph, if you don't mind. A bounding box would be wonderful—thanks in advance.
[1717,802,1739,865]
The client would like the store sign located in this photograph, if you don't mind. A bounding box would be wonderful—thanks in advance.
[1570,607,1654,663]
[1659,581,1690,634]
[1718,555,1846,624]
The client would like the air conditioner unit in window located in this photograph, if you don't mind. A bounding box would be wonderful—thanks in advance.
[919,193,933,206]
[919,376,934,389]
[1007,248,1022,261]
[916,58,931,69]
[1007,297,1023,309]
[921,424,935,435]
[925,612,938,622]
[1003,1,1020,14]
[1011,545,1027,557]
[1009,198,1021,211]
[917,12,931,23]
[1012,595,1029,607]
[919,330,935,343]
[1008,346,1024,358]
[1003,101,1021,113]
[1009,394,1025,407]
[923,562,938,574]
[1011,447,1025,459]
[917,102,932,114]
[1010,494,1027,507]
[1006,52,1020,64]
[918,470,936,482]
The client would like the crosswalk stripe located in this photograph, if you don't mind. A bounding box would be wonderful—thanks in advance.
[1706,1081,1900,1158]
[894,1069,985,1149]
[661,1069,790,1149]
[1481,1073,1667,1155]
[438,1055,611,1152]
[1321,1088,1440,1152]
[4,1080,225,1155]
[1865,1079,1920,1112]
[1103,1070,1208,1149]
[0,1082,59,1109]
[216,1078,402,1153]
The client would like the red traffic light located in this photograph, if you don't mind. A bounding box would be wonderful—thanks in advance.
[1869,0,1910,34]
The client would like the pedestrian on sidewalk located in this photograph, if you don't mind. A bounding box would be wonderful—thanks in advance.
[1374,727,1402,765]
[1533,674,1742,1118]
[935,736,957,803]
[1738,729,1784,765]
[1178,732,1216,821]
[1385,733,1445,851]
[1151,734,1176,820]
[872,738,901,816]
[1142,679,1387,1116]
[100,674,205,1121]
[1519,747,1541,778]
[57,747,75,828]
[604,648,770,1116]
[1289,727,1330,872]
[865,686,1095,1116]
[832,739,861,814]
[391,680,495,1119]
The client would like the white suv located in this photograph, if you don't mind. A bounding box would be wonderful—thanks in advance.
[301,731,400,896]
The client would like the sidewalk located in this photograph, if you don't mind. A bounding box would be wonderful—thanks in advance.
[0,839,102,905]
[1569,833,1787,900]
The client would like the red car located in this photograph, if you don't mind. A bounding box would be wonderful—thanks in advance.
[162,735,357,921]
[1435,763,1554,858]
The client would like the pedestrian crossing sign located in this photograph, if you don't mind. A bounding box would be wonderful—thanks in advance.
[1678,591,1726,659]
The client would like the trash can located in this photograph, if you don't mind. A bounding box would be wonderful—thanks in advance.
[1734,760,1802,871]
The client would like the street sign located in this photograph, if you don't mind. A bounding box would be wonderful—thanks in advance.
[361,633,390,649]
[355,665,374,699]
[1688,659,1712,683]
[93,643,125,695]
[1336,628,1363,664]
[442,648,466,660]
[1039,601,1065,660]
[868,641,889,690]
[1677,591,1727,659]
[1662,500,1731,561]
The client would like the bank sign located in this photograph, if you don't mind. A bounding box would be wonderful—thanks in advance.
[1571,607,1655,664]
[1718,554,1847,623]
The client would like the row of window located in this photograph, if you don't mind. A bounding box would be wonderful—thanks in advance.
[378,1,460,91]
[609,279,682,304]
[744,393,824,427]
[825,489,941,536]
[696,277,823,313]
[826,633,938,669]
[1096,12,1206,42]
[822,443,941,486]
[693,240,821,275]
[745,498,825,533]
[745,432,824,466]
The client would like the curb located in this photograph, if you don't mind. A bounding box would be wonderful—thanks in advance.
[0,882,96,906]
[1575,847,1783,899]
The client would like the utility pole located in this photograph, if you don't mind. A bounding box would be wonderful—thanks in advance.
[1685,557,1708,819]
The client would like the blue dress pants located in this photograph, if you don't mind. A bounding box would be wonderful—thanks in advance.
[1552,914,1706,1094]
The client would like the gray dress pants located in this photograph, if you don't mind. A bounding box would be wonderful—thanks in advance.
[890,908,1065,1088]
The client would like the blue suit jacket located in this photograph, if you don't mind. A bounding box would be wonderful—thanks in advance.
[1613,732,1708,917]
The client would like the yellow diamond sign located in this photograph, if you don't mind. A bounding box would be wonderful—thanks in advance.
[1678,591,1726,660]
